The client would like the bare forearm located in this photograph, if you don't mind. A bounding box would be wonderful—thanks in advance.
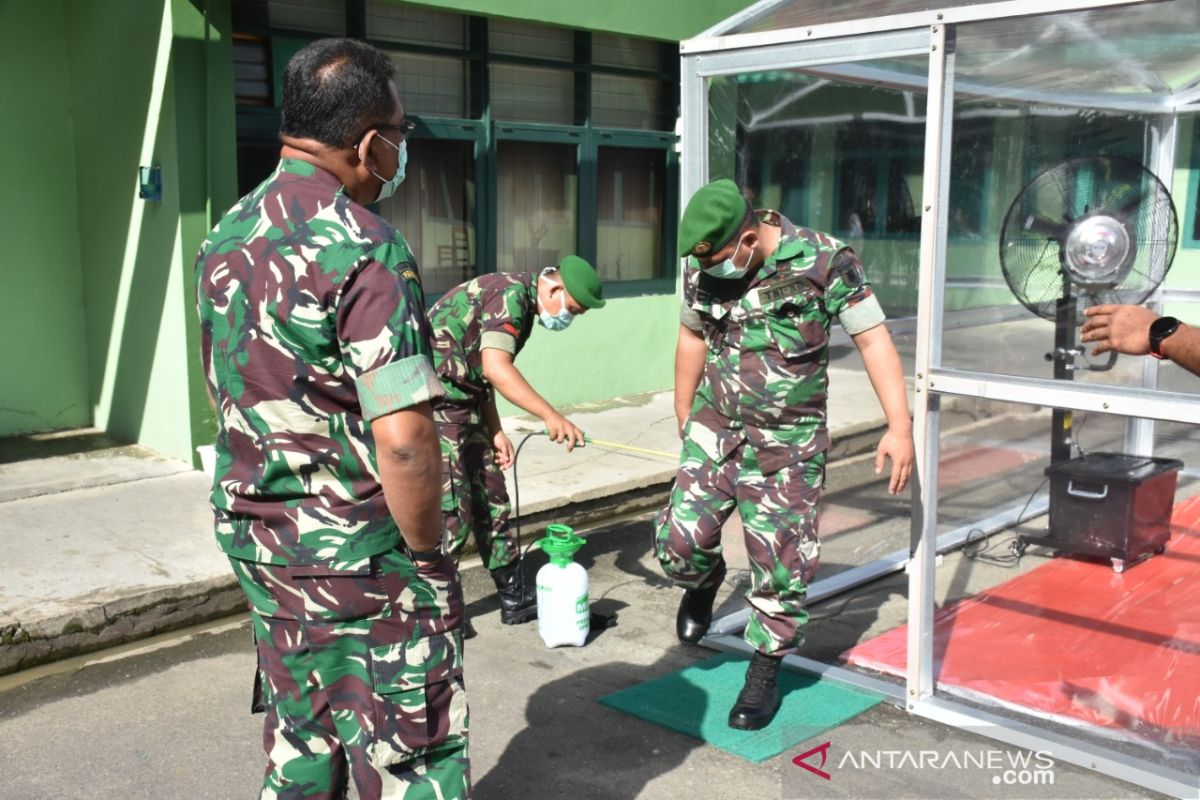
[372,405,443,552]
[1161,323,1200,377]
[854,326,912,431]
[485,358,556,420]
[482,390,503,436]
[674,325,706,423]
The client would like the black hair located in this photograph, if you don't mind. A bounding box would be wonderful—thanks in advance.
[279,38,397,149]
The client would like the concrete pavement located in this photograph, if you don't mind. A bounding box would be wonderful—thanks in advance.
[0,351,909,675]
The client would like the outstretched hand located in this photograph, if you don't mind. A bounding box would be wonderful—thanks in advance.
[1080,304,1155,356]
[544,412,587,452]
[876,427,914,495]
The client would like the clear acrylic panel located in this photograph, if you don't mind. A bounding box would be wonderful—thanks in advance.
[720,0,1200,105]
[704,53,933,678]
[379,139,476,295]
[707,54,929,319]
[595,147,666,281]
[939,4,1200,386]
[495,141,578,272]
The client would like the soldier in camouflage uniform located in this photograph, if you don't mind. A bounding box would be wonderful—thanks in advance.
[656,179,914,730]
[428,256,606,625]
[195,39,469,799]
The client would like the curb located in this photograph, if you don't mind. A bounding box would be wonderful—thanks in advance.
[0,578,245,677]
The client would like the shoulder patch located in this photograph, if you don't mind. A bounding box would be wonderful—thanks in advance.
[502,322,519,336]
[400,268,418,282]
[832,249,864,289]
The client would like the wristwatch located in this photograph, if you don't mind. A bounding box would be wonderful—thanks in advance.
[1149,316,1181,360]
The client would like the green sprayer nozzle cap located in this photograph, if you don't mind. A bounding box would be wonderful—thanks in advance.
[535,523,584,565]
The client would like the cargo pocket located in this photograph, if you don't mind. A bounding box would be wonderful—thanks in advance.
[766,298,827,360]
[367,630,468,768]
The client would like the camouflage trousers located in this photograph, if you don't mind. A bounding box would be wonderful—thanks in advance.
[654,436,825,657]
[230,549,471,800]
[437,420,517,571]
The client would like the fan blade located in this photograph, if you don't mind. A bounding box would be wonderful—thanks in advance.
[1018,213,1068,241]
[1117,187,1145,218]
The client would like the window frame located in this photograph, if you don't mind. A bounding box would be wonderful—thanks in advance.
[231,2,681,302]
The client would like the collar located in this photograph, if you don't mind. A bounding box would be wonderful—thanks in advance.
[277,157,345,193]
[748,210,804,287]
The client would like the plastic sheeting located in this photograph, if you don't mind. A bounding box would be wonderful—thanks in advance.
[708,0,1200,107]
[842,494,1200,754]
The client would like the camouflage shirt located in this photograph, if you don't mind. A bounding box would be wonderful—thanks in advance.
[195,158,445,566]
[681,212,885,475]
[428,271,537,422]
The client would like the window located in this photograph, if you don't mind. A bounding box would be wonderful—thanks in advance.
[378,139,476,295]
[592,75,669,130]
[390,52,469,119]
[233,35,272,106]
[231,6,679,295]
[491,65,574,125]
[365,1,467,47]
[496,141,578,273]
[596,147,665,281]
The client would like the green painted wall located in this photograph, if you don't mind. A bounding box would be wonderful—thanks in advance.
[0,1,91,436]
[55,0,234,462]
[406,0,750,41]
[496,290,680,417]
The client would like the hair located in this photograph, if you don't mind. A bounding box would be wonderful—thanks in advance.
[279,38,397,149]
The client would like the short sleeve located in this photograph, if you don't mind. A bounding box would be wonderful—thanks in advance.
[339,246,445,420]
[479,279,529,353]
[679,260,703,331]
[824,248,885,335]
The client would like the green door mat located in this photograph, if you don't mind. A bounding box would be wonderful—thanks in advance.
[599,652,883,763]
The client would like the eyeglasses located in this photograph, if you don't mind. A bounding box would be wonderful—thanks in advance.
[376,119,416,139]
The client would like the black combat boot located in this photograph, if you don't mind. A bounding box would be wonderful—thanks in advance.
[728,651,782,730]
[491,560,537,625]
[675,558,726,645]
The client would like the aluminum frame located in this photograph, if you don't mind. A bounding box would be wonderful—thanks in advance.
[682,0,1200,794]
[689,0,1160,53]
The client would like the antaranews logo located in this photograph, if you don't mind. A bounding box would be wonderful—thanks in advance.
[791,742,1057,787]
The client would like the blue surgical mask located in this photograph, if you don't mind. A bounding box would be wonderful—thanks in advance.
[538,278,574,331]
[371,135,407,202]
[702,236,751,280]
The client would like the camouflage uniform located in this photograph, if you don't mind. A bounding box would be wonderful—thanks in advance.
[427,273,538,568]
[655,212,885,657]
[196,158,469,799]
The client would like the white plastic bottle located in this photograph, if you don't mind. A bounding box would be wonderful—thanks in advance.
[534,524,589,648]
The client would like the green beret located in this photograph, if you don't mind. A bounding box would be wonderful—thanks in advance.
[558,255,605,309]
[677,179,750,259]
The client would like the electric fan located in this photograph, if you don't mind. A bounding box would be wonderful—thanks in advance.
[999,155,1183,572]
[999,155,1178,461]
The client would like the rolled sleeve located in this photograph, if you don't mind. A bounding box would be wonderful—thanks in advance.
[480,330,517,354]
[356,354,445,421]
[838,294,886,335]
[680,302,703,332]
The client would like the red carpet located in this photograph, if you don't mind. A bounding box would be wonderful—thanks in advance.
[842,494,1200,749]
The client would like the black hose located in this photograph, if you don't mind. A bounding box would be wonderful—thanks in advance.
[511,431,545,593]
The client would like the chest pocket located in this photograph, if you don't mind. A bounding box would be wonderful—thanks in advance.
[762,290,827,360]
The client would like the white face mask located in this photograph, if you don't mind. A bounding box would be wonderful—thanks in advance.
[701,236,752,280]
[537,276,574,331]
[370,135,407,202]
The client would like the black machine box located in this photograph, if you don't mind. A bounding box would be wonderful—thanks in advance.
[1036,452,1182,571]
